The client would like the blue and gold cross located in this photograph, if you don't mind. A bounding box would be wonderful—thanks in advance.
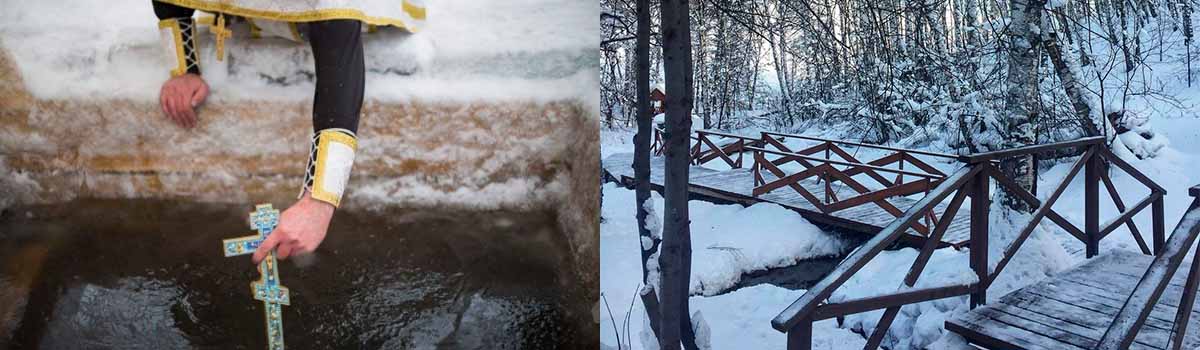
[222,204,289,350]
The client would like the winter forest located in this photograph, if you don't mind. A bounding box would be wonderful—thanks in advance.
[602,0,1193,151]
[599,0,1200,347]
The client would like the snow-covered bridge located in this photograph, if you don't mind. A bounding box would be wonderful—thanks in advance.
[603,129,976,248]
[605,130,1200,349]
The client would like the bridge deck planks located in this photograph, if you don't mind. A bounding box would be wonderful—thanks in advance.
[603,153,973,247]
[946,250,1200,349]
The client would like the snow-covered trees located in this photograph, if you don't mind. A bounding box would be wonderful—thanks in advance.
[600,0,1195,157]
[999,0,1048,211]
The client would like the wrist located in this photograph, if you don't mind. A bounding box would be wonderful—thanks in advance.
[300,192,336,213]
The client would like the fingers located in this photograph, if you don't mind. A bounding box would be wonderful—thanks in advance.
[167,90,185,128]
[173,93,193,129]
[162,88,179,126]
[252,232,281,264]
[179,95,197,129]
[192,82,209,107]
[293,242,315,256]
[276,242,294,260]
[160,89,169,119]
[160,80,206,129]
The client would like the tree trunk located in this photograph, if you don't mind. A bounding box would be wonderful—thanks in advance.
[1000,0,1047,212]
[633,0,663,342]
[1042,15,1101,137]
[658,0,697,348]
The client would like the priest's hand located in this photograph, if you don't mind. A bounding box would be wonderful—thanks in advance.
[159,73,208,129]
[252,193,335,263]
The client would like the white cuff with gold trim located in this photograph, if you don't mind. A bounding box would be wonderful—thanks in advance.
[300,129,358,207]
[158,18,199,77]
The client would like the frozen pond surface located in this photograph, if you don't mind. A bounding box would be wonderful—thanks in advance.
[0,199,593,349]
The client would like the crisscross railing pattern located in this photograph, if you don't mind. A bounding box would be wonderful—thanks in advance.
[688,130,765,169]
[770,136,1169,350]
[746,132,957,236]
[650,127,665,156]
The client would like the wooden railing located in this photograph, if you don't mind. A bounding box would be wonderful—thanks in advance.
[688,129,765,169]
[747,132,956,236]
[1098,185,1200,350]
[650,127,665,156]
[770,136,1168,350]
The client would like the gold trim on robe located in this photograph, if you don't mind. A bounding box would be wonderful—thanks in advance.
[155,0,426,33]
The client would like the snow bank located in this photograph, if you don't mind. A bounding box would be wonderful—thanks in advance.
[0,0,597,103]
[0,0,600,212]
[601,183,848,296]
[600,183,862,349]
[692,285,866,349]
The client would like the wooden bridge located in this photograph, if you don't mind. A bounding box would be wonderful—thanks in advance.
[605,129,1200,349]
[603,130,974,248]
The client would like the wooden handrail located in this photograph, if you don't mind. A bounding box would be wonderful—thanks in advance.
[811,283,977,320]
[767,141,1171,349]
[761,131,960,160]
[745,146,944,179]
[696,129,762,141]
[770,165,979,332]
[959,136,1105,163]
[1097,197,1200,350]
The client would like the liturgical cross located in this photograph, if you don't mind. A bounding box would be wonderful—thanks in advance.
[222,204,290,350]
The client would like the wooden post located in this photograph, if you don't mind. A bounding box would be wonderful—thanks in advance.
[1153,196,1165,255]
[824,141,832,200]
[736,139,744,168]
[823,169,831,204]
[969,166,989,308]
[1085,151,1100,258]
[786,318,813,350]
[753,150,763,187]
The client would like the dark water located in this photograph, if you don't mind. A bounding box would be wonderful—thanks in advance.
[723,226,871,295]
[0,199,594,349]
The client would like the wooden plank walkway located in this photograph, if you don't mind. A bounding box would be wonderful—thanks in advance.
[946,250,1200,350]
[602,152,974,247]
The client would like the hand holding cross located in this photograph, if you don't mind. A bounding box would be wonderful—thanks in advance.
[222,204,290,350]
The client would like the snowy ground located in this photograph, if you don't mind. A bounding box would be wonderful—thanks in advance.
[599,182,868,349]
[600,108,1200,348]
[0,0,600,211]
[0,0,597,104]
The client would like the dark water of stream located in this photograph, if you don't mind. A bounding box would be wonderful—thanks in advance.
[0,199,594,349]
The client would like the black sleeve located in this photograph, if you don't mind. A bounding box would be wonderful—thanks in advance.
[152,1,194,18]
[308,20,365,134]
[152,1,201,75]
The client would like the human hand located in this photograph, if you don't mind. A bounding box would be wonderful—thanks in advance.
[159,73,209,129]
[252,193,335,264]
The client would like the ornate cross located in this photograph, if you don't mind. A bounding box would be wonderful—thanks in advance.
[221,204,289,350]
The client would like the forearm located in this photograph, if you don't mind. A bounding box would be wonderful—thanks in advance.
[299,20,365,208]
[310,20,365,133]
